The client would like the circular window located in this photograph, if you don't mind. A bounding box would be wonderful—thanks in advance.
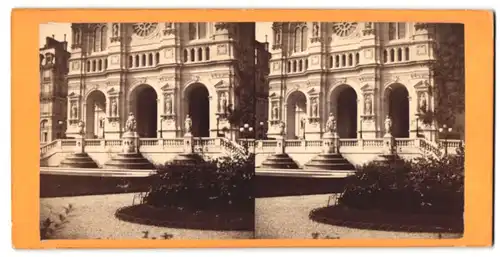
[133,23,158,37]
[332,22,358,37]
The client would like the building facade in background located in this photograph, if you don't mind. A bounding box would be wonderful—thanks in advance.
[39,37,70,144]
[65,22,268,139]
[266,22,464,141]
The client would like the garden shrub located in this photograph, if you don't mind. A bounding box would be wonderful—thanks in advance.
[339,146,464,217]
[143,153,254,212]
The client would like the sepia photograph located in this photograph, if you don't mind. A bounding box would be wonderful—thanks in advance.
[38,20,465,240]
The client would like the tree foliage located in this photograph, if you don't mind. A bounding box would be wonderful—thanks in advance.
[424,24,465,127]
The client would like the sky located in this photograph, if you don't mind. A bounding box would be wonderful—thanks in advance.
[39,22,272,48]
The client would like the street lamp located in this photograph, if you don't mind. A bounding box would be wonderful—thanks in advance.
[438,124,452,156]
[259,121,265,139]
[239,123,253,152]
[58,120,64,139]
[160,116,166,138]
[100,117,106,138]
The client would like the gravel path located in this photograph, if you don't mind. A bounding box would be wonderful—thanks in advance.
[40,193,253,240]
[255,194,463,239]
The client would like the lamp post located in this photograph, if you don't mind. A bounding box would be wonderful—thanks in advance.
[239,123,253,153]
[259,121,265,139]
[359,119,363,139]
[159,116,166,138]
[100,117,105,139]
[216,114,221,137]
[58,120,64,139]
[438,124,452,156]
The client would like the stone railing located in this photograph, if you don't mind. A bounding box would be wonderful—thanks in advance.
[220,137,247,156]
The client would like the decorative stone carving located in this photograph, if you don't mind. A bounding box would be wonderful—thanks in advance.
[217,44,228,55]
[163,22,175,35]
[111,99,118,117]
[311,98,319,117]
[112,23,119,37]
[125,112,137,132]
[362,22,375,36]
[272,102,279,120]
[384,115,393,136]
[364,94,372,115]
[325,113,337,134]
[419,92,427,112]
[71,102,78,119]
[312,22,319,37]
[185,115,192,134]
[218,92,227,113]
[164,94,173,115]
[77,120,85,135]
[278,121,286,136]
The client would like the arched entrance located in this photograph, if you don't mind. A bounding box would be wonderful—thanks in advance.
[85,90,106,139]
[330,85,358,138]
[129,84,158,138]
[385,84,410,138]
[185,83,210,137]
[286,91,307,139]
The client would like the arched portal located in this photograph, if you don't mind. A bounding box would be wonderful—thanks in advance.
[330,85,358,138]
[129,84,158,138]
[85,90,106,139]
[185,83,210,137]
[385,84,410,138]
[286,91,307,139]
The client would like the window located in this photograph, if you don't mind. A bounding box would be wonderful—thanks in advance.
[129,56,133,67]
[335,55,340,67]
[94,27,100,52]
[189,23,208,40]
[383,50,388,63]
[104,59,108,70]
[341,54,346,66]
[135,55,139,67]
[298,60,303,71]
[390,49,395,62]
[355,53,360,65]
[101,26,107,51]
[190,49,195,62]
[292,61,297,72]
[305,59,308,70]
[142,54,146,66]
[397,48,402,61]
[98,59,102,71]
[388,22,406,40]
[405,47,410,61]
[155,52,160,65]
[86,61,91,72]
[198,48,203,61]
[92,60,96,72]
[294,27,301,52]
[301,26,308,51]
[329,56,333,68]
[148,53,153,66]
[287,61,291,73]
[183,49,188,62]
[348,54,353,66]
[205,47,210,60]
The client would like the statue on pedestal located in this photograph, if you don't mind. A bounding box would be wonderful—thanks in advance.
[71,103,78,119]
[364,95,372,115]
[311,99,318,117]
[218,93,227,113]
[313,22,319,37]
[272,104,279,120]
[165,94,172,115]
[185,115,192,134]
[419,93,427,112]
[125,112,137,132]
[384,115,392,135]
[278,121,286,136]
[111,100,118,117]
[77,120,85,135]
[325,112,337,134]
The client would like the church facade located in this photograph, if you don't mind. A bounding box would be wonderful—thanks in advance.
[65,22,268,139]
[265,22,464,141]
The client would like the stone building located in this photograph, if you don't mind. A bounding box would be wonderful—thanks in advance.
[39,36,70,144]
[65,22,268,139]
[266,22,465,141]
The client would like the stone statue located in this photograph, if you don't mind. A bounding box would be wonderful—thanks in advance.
[111,100,118,117]
[313,22,319,37]
[311,99,318,117]
[71,103,78,119]
[112,23,119,37]
[300,118,306,130]
[125,112,137,132]
[219,93,227,113]
[77,120,85,135]
[165,94,172,114]
[364,95,372,115]
[384,115,392,135]
[325,112,337,133]
[272,104,279,120]
[419,93,427,112]
[278,121,286,136]
[185,115,192,134]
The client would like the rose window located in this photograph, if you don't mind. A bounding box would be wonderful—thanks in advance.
[332,22,358,37]
[133,23,158,37]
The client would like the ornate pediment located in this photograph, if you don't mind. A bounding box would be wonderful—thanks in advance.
[68,92,80,98]
[214,80,228,89]
[414,80,431,91]
[161,83,172,92]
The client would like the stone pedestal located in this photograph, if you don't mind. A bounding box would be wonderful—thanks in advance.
[104,131,155,170]
[374,133,402,165]
[171,133,204,166]
[59,136,99,168]
[304,132,355,171]
[260,136,299,169]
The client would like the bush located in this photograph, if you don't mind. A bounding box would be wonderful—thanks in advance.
[143,154,254,212]
[339,148,464,217]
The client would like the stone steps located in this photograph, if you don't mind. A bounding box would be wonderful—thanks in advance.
[304,153,355,171]
[260,153,299,169]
